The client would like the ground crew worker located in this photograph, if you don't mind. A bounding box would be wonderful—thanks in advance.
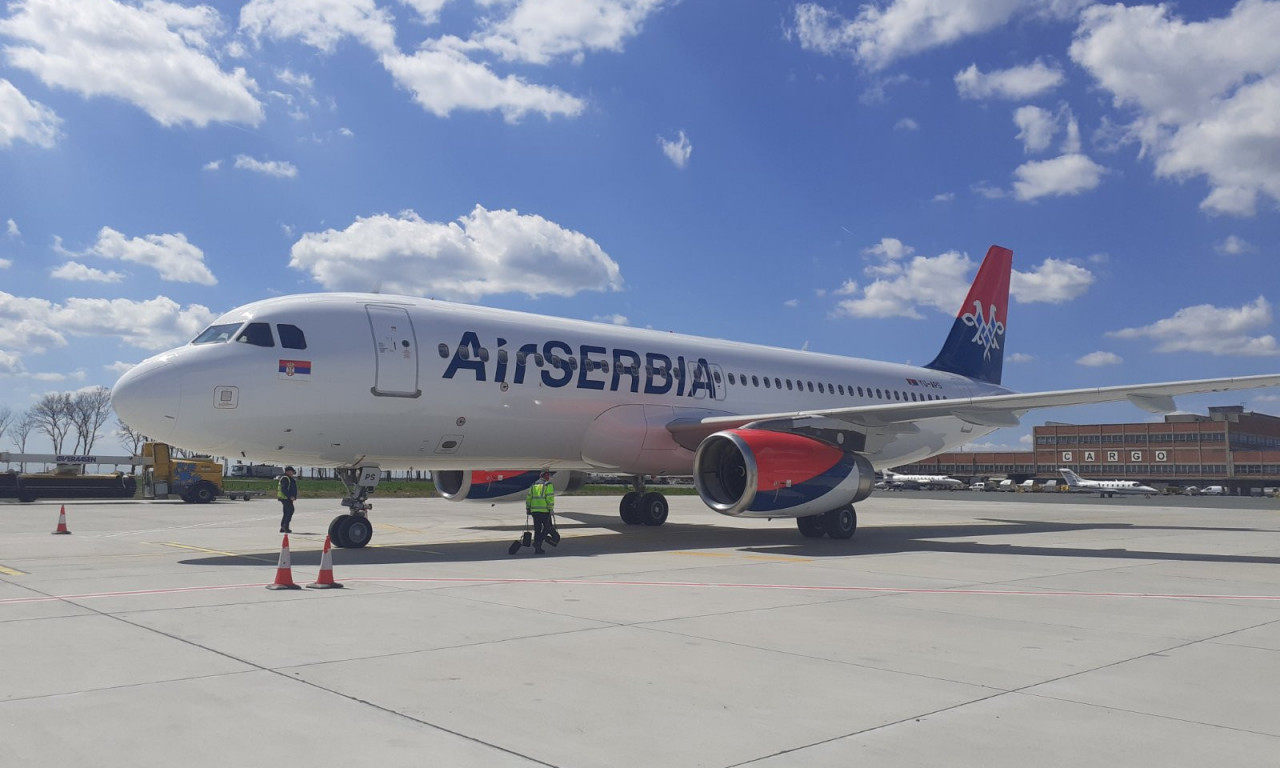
[525,470,556,554]
[278,466,298,533]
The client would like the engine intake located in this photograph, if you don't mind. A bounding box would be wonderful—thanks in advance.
[693,429,873,518]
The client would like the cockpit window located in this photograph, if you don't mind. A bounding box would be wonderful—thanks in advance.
[278,324,307,350]
[235,322,275,347]
[192,323,241,345]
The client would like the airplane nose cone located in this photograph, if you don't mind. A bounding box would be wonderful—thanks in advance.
[111,356,181,442]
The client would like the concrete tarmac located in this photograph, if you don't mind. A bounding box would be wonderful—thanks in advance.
[2,492,1279,767]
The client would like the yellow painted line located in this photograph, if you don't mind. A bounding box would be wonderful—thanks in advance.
[154,542,274,563]
[670,551,813,563]
[0,564,26,576]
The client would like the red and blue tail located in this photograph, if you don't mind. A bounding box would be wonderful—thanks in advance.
[924,245,1012,385]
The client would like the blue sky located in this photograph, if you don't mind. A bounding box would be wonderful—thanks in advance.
[2,0,1279,453]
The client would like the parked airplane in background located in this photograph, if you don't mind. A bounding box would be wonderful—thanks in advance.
[881,470,966,489]
[111,245,1280,548]
[1059,468,1157,498]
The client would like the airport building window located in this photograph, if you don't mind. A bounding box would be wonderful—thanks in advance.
[277,324,307,350]
[235,322,274,347]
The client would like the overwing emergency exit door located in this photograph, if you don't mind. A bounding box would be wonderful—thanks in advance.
[367,305,420,397]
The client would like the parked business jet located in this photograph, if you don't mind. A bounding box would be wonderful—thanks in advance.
[111,245,1280,548]
[881,470,966,490]
[1059,468,1157,498]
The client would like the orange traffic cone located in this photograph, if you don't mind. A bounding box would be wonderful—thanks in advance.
[306,535,344,589]
[266,534,301,590]
[51,505,71,535]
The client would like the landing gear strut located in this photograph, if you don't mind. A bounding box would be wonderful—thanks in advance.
[619,476,668,527]
[329,466,380,548]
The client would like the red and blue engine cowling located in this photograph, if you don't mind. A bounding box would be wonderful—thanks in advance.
[692,429,874,518]
[435,469,585,502]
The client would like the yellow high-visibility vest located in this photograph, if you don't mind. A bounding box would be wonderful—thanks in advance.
[526,480,554,513]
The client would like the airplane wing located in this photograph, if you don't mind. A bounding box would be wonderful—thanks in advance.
[666,373,1280,448]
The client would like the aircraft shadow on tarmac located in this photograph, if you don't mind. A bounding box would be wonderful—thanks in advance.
[178,512,1280,568]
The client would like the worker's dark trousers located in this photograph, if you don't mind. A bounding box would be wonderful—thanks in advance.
[532,513,553,549]
[279,499,295,532]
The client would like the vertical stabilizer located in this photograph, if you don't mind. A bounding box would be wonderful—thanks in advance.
[925,245,1012,385]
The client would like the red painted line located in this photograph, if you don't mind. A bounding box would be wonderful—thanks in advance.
[2,577,1278,606]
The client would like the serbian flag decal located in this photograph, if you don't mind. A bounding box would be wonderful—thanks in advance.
[279,359,312,379]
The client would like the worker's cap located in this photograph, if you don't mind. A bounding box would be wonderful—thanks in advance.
[284,466,295,473]
[540,470,552,478]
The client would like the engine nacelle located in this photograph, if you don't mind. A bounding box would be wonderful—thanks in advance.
[693,429,873,518]
[435,469,584,502]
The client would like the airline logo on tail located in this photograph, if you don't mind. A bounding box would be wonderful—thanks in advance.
[961,300,1005,361]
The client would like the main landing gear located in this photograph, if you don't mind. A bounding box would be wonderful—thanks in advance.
[795,505,858,540]
[328,466,380,549]
[618,476,669,527]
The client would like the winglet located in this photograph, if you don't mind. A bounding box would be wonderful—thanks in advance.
[925,245,1012,385]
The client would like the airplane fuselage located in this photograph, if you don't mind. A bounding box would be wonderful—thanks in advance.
[115,293,1008,474]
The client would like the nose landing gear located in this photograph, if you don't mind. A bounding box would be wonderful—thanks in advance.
[328,465,380,548]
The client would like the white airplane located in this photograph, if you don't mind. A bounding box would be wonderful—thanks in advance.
[111,245,1280,548]
[881,469,966,489]
[1059,468,1157,498]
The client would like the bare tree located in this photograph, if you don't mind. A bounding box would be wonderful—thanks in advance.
[117,418,146,455]
[12,413,34,471]
[70,386,113,454]
[29,392,74,453]
[0,405,13,447]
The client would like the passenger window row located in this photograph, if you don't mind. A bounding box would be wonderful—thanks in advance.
[725,371,946,402]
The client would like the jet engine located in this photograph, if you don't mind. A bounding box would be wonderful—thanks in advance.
[435,469,585,502]
[692,429,873,518]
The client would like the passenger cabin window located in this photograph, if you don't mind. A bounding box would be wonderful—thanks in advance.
[236,322,274,347]
[278,324,307,350]
[192,323,241,345]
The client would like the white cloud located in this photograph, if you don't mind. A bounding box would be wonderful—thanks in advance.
[833,247,973,319]
[1013,105,1056,153]
[1,0,263,127]
[835,242,1094,318]
[1069,1,1280,217]
[790,1,1084,70]
[659,130,691,169]
[472,0,669,65]
[381,43,585,122]
[1216,235,1256,255]
[239,0,396,55]
[1006,352,1035,363]
[894,117,918,131]
[51,262,125,283]
[289,205,623,301]
[203,160,221,171]
[1076,351,1122,367]
[5,219,17,237]
[0,258,10,269]
[105,360,136,375]
[1010,258,1094,303]
[1107,297,1279,356]
[0,291,216,362]
[0,77,60,148]
[86,227,217,285]
[593,314,630,326]
[1012,153,1106,200]
[955,60,1064,100]
[233,154,298,178]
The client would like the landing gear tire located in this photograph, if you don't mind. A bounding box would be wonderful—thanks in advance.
[619,491,643,525]
[329,515,373,549]
[796,514,826,538]
[822,506,857,540]
[638,491,669,526]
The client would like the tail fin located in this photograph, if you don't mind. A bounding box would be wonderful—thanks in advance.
[925,245,1012,385]
[1059,468,1083,486]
